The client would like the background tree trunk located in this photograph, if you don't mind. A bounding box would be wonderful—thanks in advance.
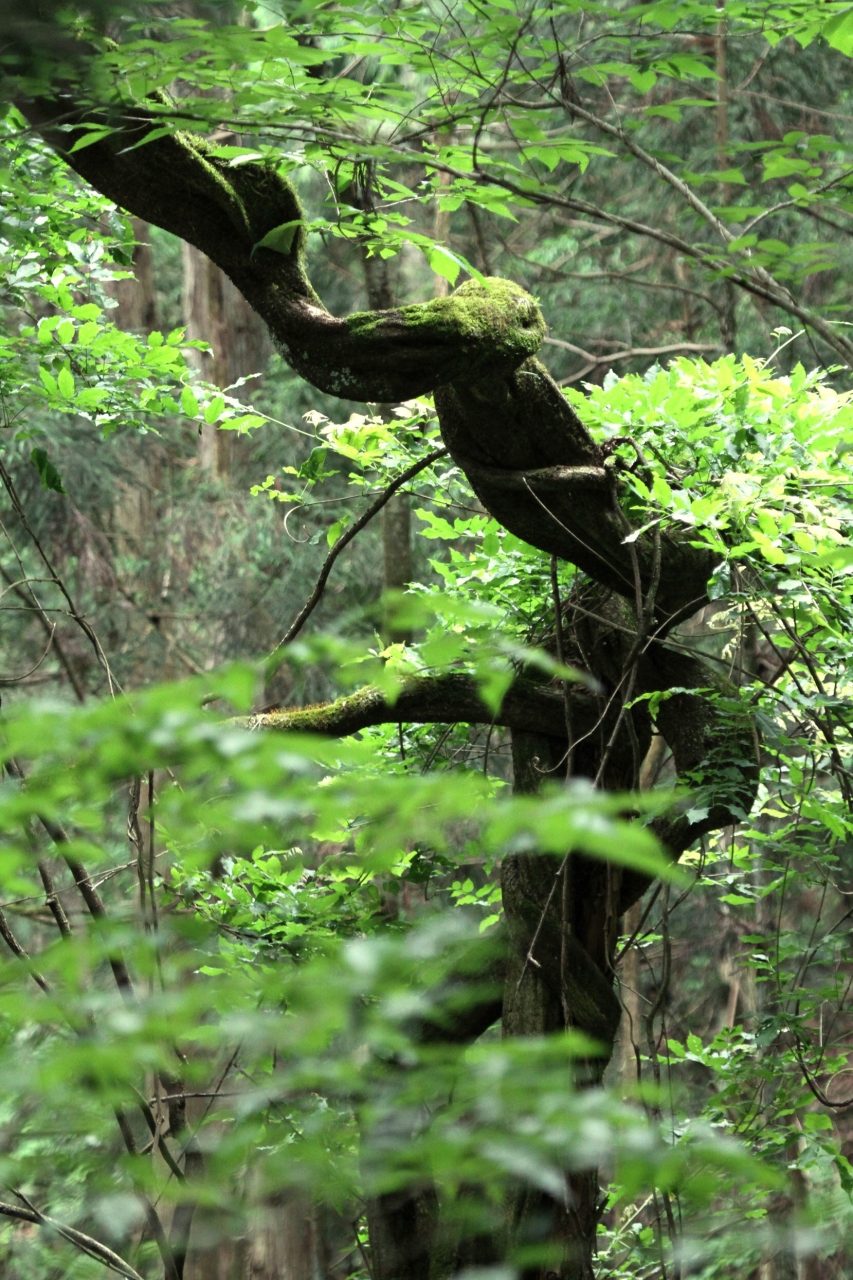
[500,730,623,1280]
[381,494,412,642]
[243,1195,329,1280]
[360,247,414,645]
[181,244,270,478]
[107,216,157,334]
[183,1237,246,1280]
[105,217,159,560]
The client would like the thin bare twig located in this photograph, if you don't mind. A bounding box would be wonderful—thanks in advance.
[37,860,72,937]
[0,459,118,694]
[4,757,135,997]
[0,903,51,992]
[0,1193,145,1280]
[0,558,86,702]
[543,337,718,365]
[274,447,447,650]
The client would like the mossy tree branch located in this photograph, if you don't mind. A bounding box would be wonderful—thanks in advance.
[254,672,594,740]
[18,93,712,625]
[14,66,762,1280]
[18,99,545,401]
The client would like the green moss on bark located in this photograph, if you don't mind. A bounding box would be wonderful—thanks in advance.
[252,277,546,403]
[341,278,545,387]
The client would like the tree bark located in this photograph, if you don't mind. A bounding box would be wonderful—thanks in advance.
[106,216,157,334]
[381,492,412,643]
[14,86,762,1280]
[243,1195,327,1280]
[182,243,270,478]
[359,239,414,645]
[103,217,160,592]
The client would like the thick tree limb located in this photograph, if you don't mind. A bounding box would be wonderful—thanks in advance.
[502,851,622,1047]
[446,443,714,625]
[246,118,853,366]
[254,671,596,740]
[16,52,759,1013]
[254,643,758,901]
[17,101,545,402]
[10,53,768,1280]
[1,92,745,630]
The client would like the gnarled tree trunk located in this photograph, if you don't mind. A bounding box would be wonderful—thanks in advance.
[17,87,760,1280]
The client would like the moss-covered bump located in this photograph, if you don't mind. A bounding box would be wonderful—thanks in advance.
[442,277,545,350]
[343,276,545,387]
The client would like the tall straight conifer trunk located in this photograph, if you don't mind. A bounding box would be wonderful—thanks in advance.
[182,244,270,478]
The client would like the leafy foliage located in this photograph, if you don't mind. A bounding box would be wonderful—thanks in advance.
[5,3,853,1278]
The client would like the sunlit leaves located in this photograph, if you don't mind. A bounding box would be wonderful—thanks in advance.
[0,115,273,456]
[822,6,853,56]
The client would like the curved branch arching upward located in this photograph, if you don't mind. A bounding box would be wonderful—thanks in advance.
[10,64,768,1280]
[17,94,715,620]
[13,90,758,836]
[19,99,544,400]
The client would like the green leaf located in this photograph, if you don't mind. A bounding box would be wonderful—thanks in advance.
[629,68,657,93]
[181,386,200,417]
[217,413,266,433]
[117,126,174,154]
[253,220,302,257]
[68,128,115,153]
[426,245,462,286]
[204,396,226,425]
[57,367,75,400]
[30,447,65,494]
[76,321,99,347]
[823,7,853,56]
[298,448,336,483]
[327,517,349,546]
